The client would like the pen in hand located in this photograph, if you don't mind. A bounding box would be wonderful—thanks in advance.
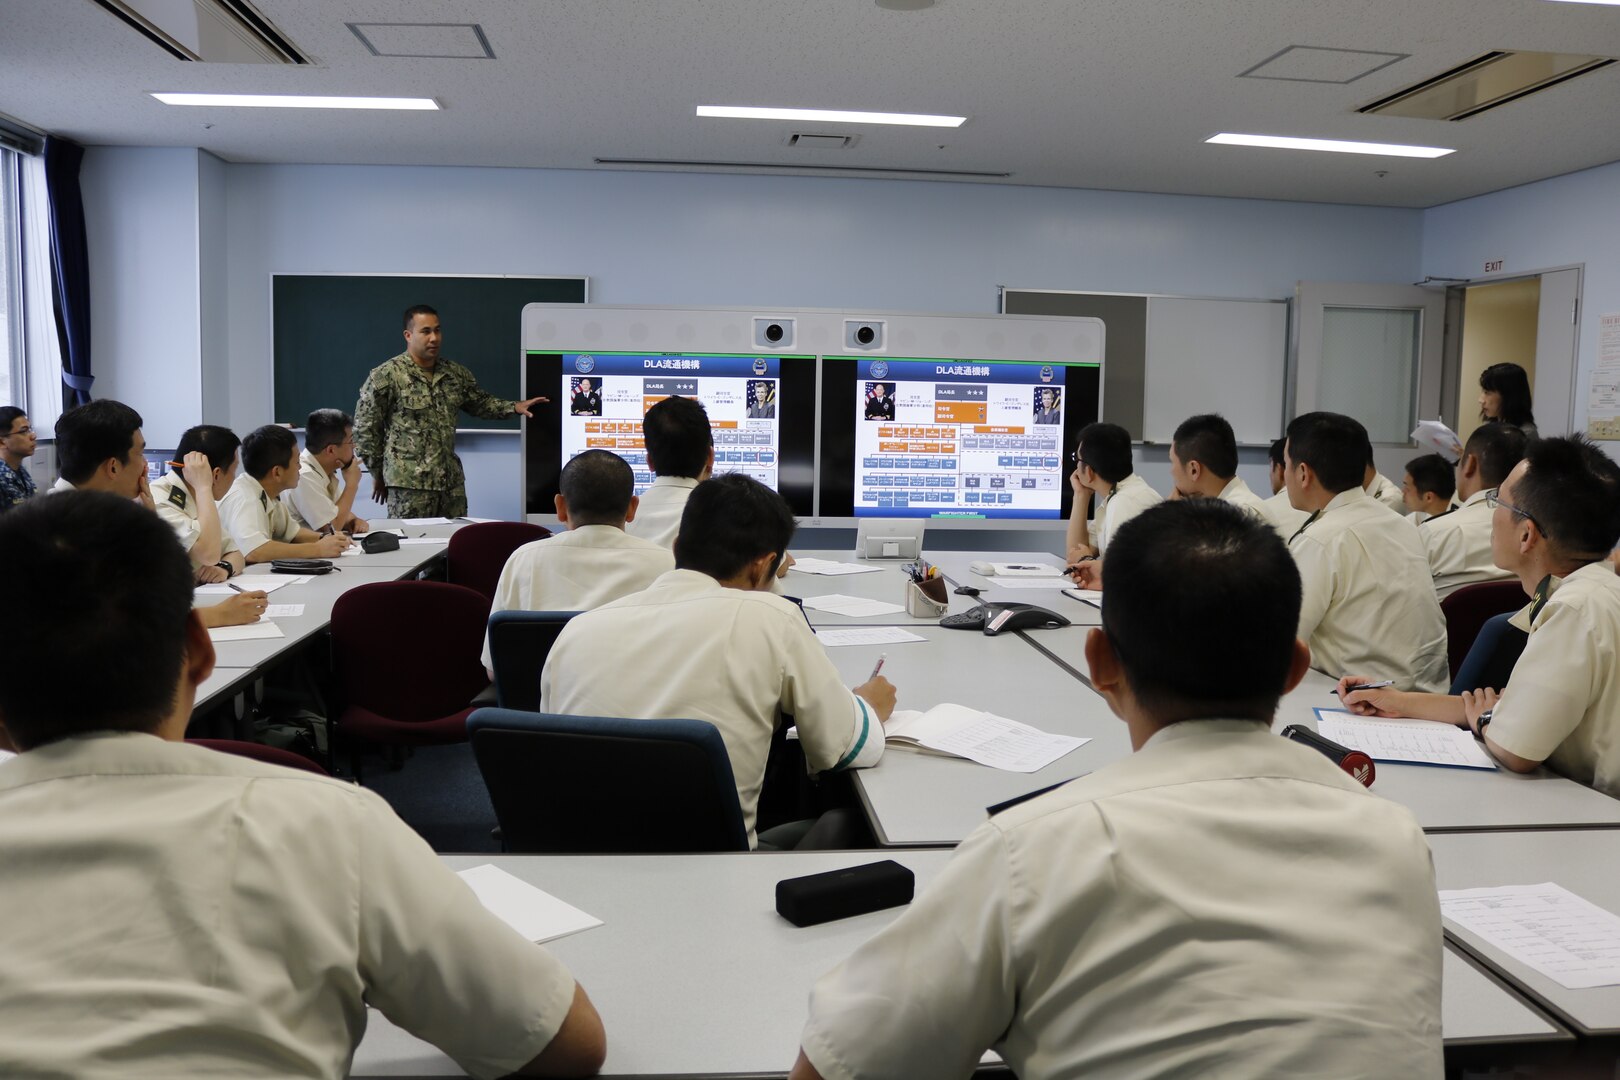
[869,654,887,681]
[226,582,245,594]
[1337,679,1394,696]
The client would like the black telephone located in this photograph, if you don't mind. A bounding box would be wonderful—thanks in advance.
[939,602,1071,636]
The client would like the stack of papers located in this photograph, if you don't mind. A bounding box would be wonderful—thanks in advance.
[263,604,305,619]
[800,594,907,618]
[991,577,1074,591]
[456,864,603,943]
[885,704,1088,772]
[815,627,927,647]
[1412,419,1464,460]
[1440,883,1620,989]
[1314,710,1497,770]
[991,563,1064,577]
[791,558,883,576]
[207,622,286,643]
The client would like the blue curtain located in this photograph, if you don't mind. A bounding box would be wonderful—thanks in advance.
[43,136,93,408]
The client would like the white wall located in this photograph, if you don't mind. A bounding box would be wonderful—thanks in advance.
[1423,158,1620,444]
[81,147,202,448]
[212,164,1421,517]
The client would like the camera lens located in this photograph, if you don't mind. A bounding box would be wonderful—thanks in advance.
[765,323,784,343]
[856,326,875,345]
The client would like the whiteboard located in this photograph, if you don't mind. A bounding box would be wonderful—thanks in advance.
[1143,297,1288,444]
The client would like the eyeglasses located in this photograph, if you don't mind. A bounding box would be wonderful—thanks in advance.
[1067,450,1087,470]
[3,426,31,438]
[1485,487,1544,536]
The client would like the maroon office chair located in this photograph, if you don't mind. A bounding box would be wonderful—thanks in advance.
[330,582,492,772]
[446,522,551,607]
[1441,580,1527,680]
[188,738,332,776]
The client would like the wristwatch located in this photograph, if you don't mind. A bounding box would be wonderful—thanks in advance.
[1473,709,1493,739]
[215,559,236,578]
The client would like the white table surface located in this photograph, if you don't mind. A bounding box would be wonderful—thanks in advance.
[349,851,1565,1078]
[825,627,1130,846]
[1429,829,1620,1037]
[786,550,976,625]
[928,550,1100,625]
[196,564,412,667]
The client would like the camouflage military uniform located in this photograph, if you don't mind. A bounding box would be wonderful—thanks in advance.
[353,353,515,519]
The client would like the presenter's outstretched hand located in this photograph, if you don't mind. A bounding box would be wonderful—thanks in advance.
[371,473,388,507]
[513,396,550,418]
[856,676,897,723]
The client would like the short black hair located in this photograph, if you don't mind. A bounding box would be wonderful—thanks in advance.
[1268,437,1287,469]
[1103,500,1301,719]
[1285,412,1366,495]
[0,492,196,748]
[1076,422,1133,484]
[1481,363,1536,428]
[1463,421,1529,489]
[241,425,299,480]
[305,409,354,455]
[0,406,25,435]
[174,425,241,476]
[1511,435,1620,560]
[559,450,634,524]
[1405,454,1456,501]
[403,304,438,330]
[643,396,713,479]
[55,399,143,485]
[674,473,795,580]
[1172,414,1238,479]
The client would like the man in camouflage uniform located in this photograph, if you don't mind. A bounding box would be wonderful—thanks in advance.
[354,305,547,518]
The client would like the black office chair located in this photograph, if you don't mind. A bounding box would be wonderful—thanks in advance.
[468,708,750,853]
[486,610,578,712]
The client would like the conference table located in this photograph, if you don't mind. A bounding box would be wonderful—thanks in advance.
[785,550,979,625]
[348,850,1569,1079]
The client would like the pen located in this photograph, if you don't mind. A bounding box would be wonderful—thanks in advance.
[226,582,245,593]
[869,653,887,680]
[1337,679,1394,695]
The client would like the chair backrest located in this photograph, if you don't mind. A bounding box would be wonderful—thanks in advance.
[488,610,578,712]
[1449,611,1528,696]
[188,738,331,776]
[331,581,491,721]
[447,522,552,603]
[1441,580,1527,679]
[468,708,750,853]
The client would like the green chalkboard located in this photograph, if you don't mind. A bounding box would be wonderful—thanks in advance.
[272,275,587,431]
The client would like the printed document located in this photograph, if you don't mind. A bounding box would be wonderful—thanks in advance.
[814,627,928,647]
[791,558,883,576]
[1441,882,1620,989]
[1315,710,1497,769]
[800,594,908,617]
[885,703,1088,772]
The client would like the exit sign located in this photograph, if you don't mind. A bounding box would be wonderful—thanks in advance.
[1484,259,1505,273]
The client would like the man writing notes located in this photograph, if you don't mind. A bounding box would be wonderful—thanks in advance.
[220,426,352,564]
[286,409,370,535]
[0,493,605,1078]
[483,449,673,672]
[542,474,893,849]
[354,304,548,519]
[1421,422,1527,597]
[1284,412,1448,691]
[1342,436,1620,797]
[792,501,1442,1080]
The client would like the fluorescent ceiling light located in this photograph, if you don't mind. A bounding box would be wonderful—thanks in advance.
[1542,1,1620,5]
[696,105,965,128]
[151,93,439,110]
[1206,132,1454,158]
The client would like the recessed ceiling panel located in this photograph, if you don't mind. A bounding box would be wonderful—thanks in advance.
[347,22,494,60]
[1240,45,1409,84]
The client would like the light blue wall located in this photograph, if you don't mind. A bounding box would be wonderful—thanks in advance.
[211,164,1422,518]
[1422,159,1620,441]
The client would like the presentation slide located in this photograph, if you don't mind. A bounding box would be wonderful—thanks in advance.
[820,356,1101,521]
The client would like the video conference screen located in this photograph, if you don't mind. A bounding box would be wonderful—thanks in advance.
[819,356,1102,520]
[523,351,817,516]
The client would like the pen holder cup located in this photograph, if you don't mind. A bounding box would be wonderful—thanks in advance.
[905,578,949,618]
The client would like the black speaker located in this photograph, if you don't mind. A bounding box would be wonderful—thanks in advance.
[775,860,915,927]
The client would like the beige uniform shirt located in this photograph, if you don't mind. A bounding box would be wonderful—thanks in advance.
[540,569,884,845]
[624,474,699,549]
[1491,563,1620,798]
[284,449,348,532]
[1261,487,1311,538]
[1290,486,1450,692]
[1090,473,1161,553]
[150,472,240,561]
[0,733,576,1080]
[219,473,302,557]
[801,720,1443,1080]
[1366,471,1405,513]
[1216,475,1269,520]
[482,524,674,670]
[1421,489,1512,598]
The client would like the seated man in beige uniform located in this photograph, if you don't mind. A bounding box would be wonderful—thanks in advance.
[285,408,371,535]
[151,424,246,583]
[1341,435,1620,797]
[1285,412,1449,691]
[1402,452,1457,524]
[483,448,674,672]
[1363,449,1405,513]
[1063,421,1160,563]
[1261,435,1310,538]
[793,500,1443,1080]
[49,398,154,508]
[219,425,352,564]
[542,473,893,848]
[1420,421,1527,597]
[0,493,605,1079]
[625,394,712,549]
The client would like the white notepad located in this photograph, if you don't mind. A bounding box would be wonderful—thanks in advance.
[1315,710,1497,770]
[791,558,883,576]
[814,627,927,647]
[207,621,286,643]
[262,604,305,619]
[990,577,1074,590]
[195,575,303,596]
[1441,882,1620,989]
[990,562,1064,577]
[800,594,907,617]
[885,704,1088,773]
[1062,588,1104,608]
[457,864,603,944]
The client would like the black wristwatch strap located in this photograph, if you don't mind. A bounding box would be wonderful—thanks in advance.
[215,559,235,578]
[1474,709,1493,739]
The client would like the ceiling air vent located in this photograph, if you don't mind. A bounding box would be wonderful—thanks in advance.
[789,133,854,149]
[1360,50,1614,121]
[92,0,311,64]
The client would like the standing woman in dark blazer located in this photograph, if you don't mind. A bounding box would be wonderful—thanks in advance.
[1479,362,1538,440]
